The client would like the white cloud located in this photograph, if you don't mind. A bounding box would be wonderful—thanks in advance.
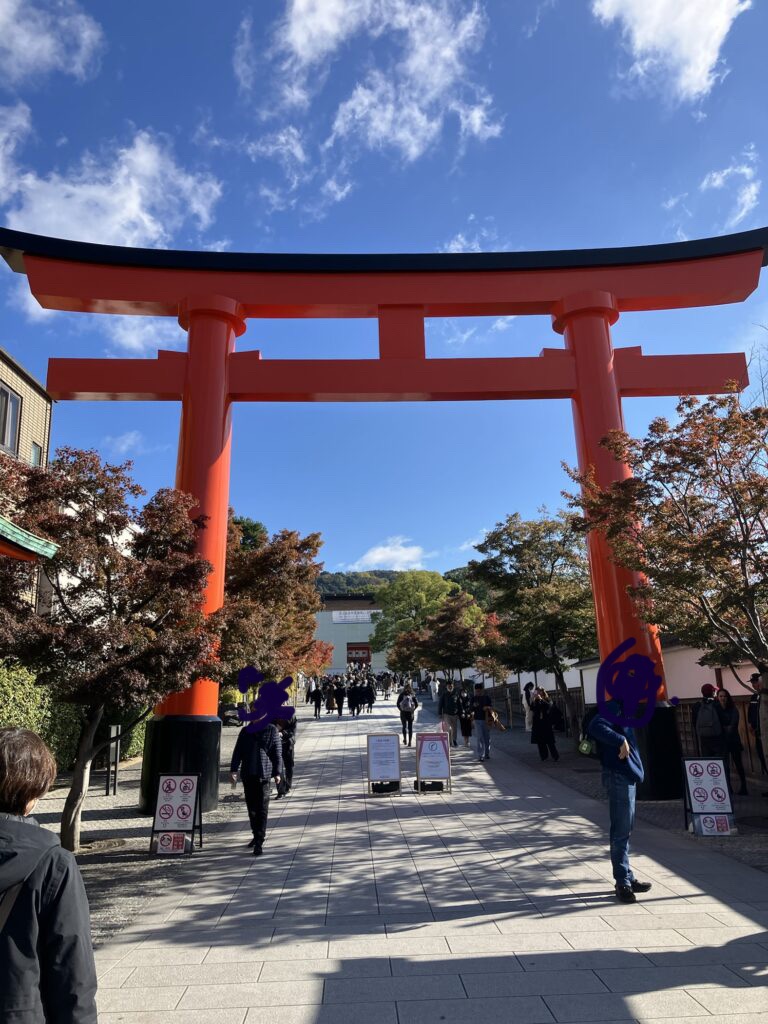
[246,126,308,190]
[349,535,432,571]
[592,0,752,103]
[3,128,221,248]
[101,316,186,355]
[700,143,761,230]
[458,529,487,552]
[233,14,257,93]
[439,214,508,253]
[284,0,500,162]
[0,102,32,205]
[661,192,688,211]
[0,0,104,87]
[490,315,516,332]
[523,0,558,39]
[102,430,171,458]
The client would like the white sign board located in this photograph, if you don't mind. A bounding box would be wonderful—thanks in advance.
[153,775,199,832]
[416,732,451,783]
[333,610,372,623]
[367,734,401,783]
[694,814,733,837]
[684,758,733,814]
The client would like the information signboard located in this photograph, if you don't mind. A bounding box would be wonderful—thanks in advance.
[367,734,401,795]
[415,732,452,793]
[682,758,735,836]
[150,774,203,854]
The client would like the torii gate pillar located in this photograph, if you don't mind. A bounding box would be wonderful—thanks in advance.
[139,297,244,813]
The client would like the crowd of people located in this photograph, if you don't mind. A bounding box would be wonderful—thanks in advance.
[304,669,417,720]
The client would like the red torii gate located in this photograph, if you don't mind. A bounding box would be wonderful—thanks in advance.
[2,225,766,807]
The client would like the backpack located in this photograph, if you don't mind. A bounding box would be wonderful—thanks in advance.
[696,700,722,739]
[401,694,415,712]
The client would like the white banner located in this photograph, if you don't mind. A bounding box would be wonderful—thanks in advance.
[153,775,199,832]
[367,734,401,783]
[416,732,451,781]
[332,610,372,623]
[684,758,733,814]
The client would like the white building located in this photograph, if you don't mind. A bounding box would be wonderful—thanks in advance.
[314,595,389,675]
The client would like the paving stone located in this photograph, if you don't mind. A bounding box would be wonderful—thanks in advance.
[97,987,186,1012]
[395,995,554,1024]
[100,1012,247,1024]
[690,988,768,1014]
[595,964,751,992]
[258,957,392,981]
[543,990,709,1021]
[462,969,607,997]
[326,974,465,1003]
[244,1003,397,1024]
[176,981,324,1010]
[642,944,768,967]
[446,932,572,953]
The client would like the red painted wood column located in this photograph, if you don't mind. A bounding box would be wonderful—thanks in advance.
[139,295,245,812]
[552,290,667,697]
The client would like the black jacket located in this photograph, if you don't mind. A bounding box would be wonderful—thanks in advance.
[0,814,97,1024]
[230,724,284,779]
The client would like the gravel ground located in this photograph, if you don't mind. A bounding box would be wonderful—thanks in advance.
[34,700,768,946]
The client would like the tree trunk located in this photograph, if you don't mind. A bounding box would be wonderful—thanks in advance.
[553,670,580,747]
[60,705,104,853]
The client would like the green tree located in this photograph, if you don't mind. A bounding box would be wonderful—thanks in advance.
[0,449,219,852]
[567,394,768,687]
[443,566,493,609]
[369,570,458,653]
[469,512,596,737]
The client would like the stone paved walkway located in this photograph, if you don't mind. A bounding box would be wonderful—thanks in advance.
[93,698,768,1024]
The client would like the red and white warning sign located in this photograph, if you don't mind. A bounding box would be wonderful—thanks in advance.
[156,831,189,855]
[152,775,199,832]
[684,758,733,814]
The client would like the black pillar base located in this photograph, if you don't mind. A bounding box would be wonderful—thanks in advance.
[635,704,684,801]
[139,715,222,815]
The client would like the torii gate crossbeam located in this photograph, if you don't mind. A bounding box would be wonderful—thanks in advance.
[2,225,766,808]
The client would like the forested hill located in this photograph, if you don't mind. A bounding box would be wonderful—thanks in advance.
[317,571,399,597]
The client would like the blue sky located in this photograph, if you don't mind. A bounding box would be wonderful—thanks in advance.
[1,0,766,574]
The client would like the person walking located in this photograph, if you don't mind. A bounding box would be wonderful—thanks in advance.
[457,684,474,747]
[438,680,460,747]
[397,684,419,746]
[717,689,748,796]
[324,680,336,715]
[472,682,492,761]
[693,683,726,757]
[334,679,347,718]
[522,682,535,732]
[530,689,560,762]
[230,720,284,856]
[275,715,297,799]
[310,684,323,719]
[365,676,376,713]
[587,702,652,904]
[0,727,98,1024]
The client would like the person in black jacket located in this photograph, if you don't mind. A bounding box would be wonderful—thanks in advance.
[397,685,419,745]
[0,727,97,1024]
[275,717,297,798]
[230,721,284,856]
[530,689,560,762]
[717,688,748,796]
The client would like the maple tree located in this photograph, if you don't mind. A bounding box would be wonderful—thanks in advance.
[410,591,486,680]
[567,393,768,687]
[217,515,326,682]
[0,448,218,851]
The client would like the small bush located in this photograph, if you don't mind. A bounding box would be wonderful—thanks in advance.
[0,663,83,769]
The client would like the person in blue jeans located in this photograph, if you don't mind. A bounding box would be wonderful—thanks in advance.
[587,701,653,904]
[473,683,492,761]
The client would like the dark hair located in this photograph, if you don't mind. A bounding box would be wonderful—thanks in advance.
[717,688,735,711]
[0,728,57,814]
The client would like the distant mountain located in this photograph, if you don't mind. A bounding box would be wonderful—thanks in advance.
[317,571,399,597]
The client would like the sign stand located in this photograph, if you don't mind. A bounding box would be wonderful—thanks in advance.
[415,732,452,793]
[149,774,203,855]
[682,757,736,836]
[367,733,402,795]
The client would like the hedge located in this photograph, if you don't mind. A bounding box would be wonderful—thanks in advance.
[0,663,147,769]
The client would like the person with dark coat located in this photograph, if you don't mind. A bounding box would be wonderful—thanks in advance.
[324,681,336,714]
[438,680,460,747]
[397,685,419,745]
[457,685,474,747]
[334,680,347,717]
[693,683,726,757]
[530,689,560,762]
[472,682,493,761]
[275,716,297,798]
[365,678,376,713]
[717,688,748,796]
[230,721,284,855]
[747,673,768,774]
[0,727,98,1024]
[587,701,652,904]
[310,684,324,719]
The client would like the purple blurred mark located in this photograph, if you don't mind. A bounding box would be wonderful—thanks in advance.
[596,638,663,729]
[237,666,295,734]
